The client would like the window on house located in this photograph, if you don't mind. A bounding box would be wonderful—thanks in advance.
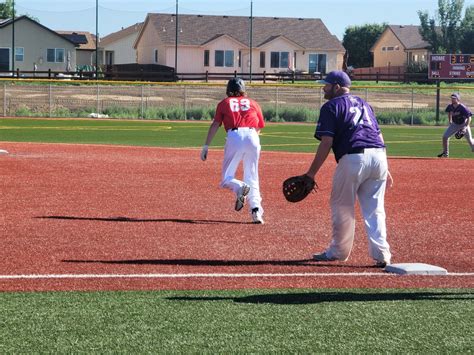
[215,50,224,67]
[387,46,394,51]
[15,47,24,62]
[215,50,234,67]
[238,50,241,67]
[47,48,65,63]
[154,49,158,63]
[224,50,234,67]
[382,47,386,51]
[308,54,327,74]
[270,51,289,68]
[204,50,209,67]
[260,52,265,68]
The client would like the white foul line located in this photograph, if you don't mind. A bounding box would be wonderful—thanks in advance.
[0,272,473,280]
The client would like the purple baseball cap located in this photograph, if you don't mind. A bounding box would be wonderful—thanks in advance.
[451,93,460,100]
[319,70,351,87]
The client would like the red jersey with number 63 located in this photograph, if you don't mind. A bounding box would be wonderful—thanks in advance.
[213,96,265,131]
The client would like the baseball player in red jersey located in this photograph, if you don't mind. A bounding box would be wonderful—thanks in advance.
[201,78,265,224]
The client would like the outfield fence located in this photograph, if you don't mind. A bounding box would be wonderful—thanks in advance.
[1,80,473,125]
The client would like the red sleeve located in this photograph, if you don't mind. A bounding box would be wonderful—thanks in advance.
[213,100,225,125]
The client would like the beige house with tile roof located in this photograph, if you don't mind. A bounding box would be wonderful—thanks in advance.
[134,13,345,74]
[371,25,430,68]
[100,23,143,65]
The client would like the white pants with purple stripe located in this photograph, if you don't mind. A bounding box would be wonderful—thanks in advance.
[324,148,391,264]
[220,127,263,213]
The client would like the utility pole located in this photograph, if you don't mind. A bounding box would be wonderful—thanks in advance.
[95,0,99,79]
[249,0,253,83]
[11,0,15,74]
[175,0,178,81]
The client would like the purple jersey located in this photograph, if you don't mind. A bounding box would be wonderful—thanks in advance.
[315,94,385,162]
[445,103,472,125]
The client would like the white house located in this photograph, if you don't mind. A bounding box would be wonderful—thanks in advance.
[99,22,143,65]
[134,13,346,75]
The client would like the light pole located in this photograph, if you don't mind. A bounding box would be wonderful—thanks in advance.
[174,0,178,81]
[249,1,253,82]
[11,0,15,74]
[95,0,99,79]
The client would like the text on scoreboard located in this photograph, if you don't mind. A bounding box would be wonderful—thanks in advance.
[429,54,474,79]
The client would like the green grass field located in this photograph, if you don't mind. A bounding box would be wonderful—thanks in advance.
[1,289,472,353]
[1,118,473,352]
[1,117,473,158]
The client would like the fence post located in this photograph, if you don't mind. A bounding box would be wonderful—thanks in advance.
[140,85,144,119]
[376,72,379,83]
[410,88,414,125]
[3,83,6,117]
[49,83,52,117]
[292,70,295,83]
[263,71,266,84]
[435,80,440,125]
[183,85,187,120]
[16,68,20,78]
[275,86,279,120]
[96,83,100,114]
[48,69,51,79]
[205,70,209,83]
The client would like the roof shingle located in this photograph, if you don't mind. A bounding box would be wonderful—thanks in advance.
[145,13,344,51]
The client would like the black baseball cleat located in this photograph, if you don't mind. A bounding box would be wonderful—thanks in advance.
[313,252,338,262]
[375,261,389,268]
[437,152,448,158]
[251,207,264,224]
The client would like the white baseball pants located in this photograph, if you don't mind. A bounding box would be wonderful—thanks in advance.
[324,148,391,264]
[220,128,263,213]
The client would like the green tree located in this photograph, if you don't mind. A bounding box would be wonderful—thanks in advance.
[418,0,464,53]
[459,5,474,52]
[342,23,386,68]
[0,0,15,18]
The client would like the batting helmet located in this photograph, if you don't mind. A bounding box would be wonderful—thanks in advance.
[226,77,246,96]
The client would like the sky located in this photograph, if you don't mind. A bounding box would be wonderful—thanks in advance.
[12,0,474,40]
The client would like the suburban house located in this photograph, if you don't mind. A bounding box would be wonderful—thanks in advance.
[99,22,143,65]
[57,31,97,69]
[0,16,78,73]
[134,13,345,75]
[370,25,430,68]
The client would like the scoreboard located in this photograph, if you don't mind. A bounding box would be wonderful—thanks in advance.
[429,54,474,79]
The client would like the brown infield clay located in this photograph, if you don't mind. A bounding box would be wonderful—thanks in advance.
[0,142,473,292]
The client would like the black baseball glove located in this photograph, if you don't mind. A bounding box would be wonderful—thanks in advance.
[455,128,466,139]
[282,174,317,203]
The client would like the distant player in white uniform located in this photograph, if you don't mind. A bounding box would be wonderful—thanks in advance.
[201,78,265,224]
[437,93,473,157]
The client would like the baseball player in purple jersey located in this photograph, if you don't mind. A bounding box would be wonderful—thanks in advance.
[303,70,393,268]
[437,93,474,157]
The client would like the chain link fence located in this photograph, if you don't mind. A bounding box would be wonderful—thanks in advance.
[1,81,473,125]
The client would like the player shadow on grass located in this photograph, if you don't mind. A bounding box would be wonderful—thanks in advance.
[166,291,473,304]
[37,215,252,224]
[61,258,372,269]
